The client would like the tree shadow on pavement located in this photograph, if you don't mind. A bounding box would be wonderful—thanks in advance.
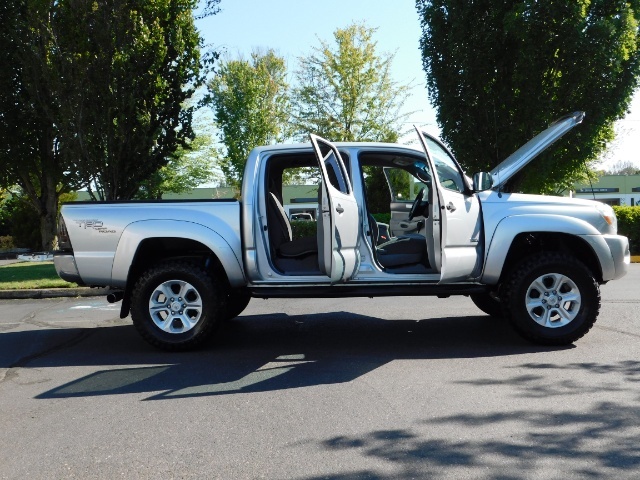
[295,399,640,479]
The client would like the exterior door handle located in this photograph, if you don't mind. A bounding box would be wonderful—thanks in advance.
[335,204,344,214]
[446,202,456,212]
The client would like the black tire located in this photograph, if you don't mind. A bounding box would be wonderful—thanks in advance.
[223,288,251,320]
[130,261,222,351]
[502,252,600,345]
[470,292,503,318]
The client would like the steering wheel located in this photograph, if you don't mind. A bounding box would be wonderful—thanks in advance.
[408,187,425,220]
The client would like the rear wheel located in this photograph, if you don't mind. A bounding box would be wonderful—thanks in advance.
[130,261,222,351]
[502,252,600,345]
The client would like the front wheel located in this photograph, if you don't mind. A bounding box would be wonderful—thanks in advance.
[130,261,222,351]
[223,287,251,320]
[501,252,600,345]
[470,292,503,318]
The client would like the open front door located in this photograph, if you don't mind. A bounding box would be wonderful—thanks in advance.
[310,134,360,283]
[414,128,482,282]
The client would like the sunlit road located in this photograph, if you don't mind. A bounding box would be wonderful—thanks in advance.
[1,266,639,479]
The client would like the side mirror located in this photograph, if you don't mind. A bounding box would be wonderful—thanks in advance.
[472,172,493,192]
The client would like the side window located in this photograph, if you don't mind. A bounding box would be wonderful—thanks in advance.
[384,167,429,202]
[425,137,466,193]
[324,150,350,194]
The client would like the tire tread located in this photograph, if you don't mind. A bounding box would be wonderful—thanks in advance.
[130,261,222,351]
[501,252,600,345]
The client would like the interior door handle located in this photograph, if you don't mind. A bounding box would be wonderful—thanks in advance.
[446,202,456,212]
[335,204,344,214]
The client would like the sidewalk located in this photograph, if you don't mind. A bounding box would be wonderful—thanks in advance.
[0,287,111,300]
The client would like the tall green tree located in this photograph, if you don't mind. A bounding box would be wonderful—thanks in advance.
[292,23,411,143]
[0,1,84,250]
[417,0,640,193]
[53,0,206,201]
[135,133,219,200]
[208,50,290,189]
[0,0,213,249]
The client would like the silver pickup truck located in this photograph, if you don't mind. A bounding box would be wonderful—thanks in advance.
[54,112,629,350]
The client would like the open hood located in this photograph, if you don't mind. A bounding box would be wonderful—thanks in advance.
[490,111,585,189]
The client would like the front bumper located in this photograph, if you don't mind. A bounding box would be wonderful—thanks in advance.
[604,234,630,281]
[53,252,85,285]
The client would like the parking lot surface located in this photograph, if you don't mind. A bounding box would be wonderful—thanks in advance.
[1,266,639,479]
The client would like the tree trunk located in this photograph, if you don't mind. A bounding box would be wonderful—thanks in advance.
[40,208,57,251]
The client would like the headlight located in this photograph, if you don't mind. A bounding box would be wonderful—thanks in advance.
[595,203,617,233]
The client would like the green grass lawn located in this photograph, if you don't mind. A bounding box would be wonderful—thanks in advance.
[0,261,77,290]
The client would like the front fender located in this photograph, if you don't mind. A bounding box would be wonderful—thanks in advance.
[111,220,245,288]
[481,214,600,284]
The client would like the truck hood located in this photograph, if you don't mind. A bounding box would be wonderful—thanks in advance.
[489,111,584,189]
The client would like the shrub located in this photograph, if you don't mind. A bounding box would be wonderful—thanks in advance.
[290,220,318,239]
[0,236,15,251]
[613,206,640,254]
[371,213,391,225]
[6,196,41,250]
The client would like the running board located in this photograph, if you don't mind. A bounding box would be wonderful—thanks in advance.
[249,283,489,299]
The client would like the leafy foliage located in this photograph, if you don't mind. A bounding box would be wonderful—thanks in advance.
[613,205,640,253]
[292,23,411,143]
[208,50,290,189]
[52,0,205,201]
[0,0,209,248]
[290,220,318,240]
[0,1,82,249]
[0,189,77,250]
[0,236,15,251]
[417,0,640,193]
[1,194,41,250]
[135,131,219,199]
[371,213,392,225]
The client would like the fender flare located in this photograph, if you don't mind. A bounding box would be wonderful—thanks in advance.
[110,219,245,289]
[481,214,601,284]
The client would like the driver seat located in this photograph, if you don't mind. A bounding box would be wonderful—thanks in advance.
[368,214,426,268]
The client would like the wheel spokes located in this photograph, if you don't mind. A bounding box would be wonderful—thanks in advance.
[525,272,581,328]
[148,279,203,334]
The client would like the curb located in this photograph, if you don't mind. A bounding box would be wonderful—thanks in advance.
[0,287,111,300]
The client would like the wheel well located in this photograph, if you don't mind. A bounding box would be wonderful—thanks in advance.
[119,237,229,318]
[500,232,603,284]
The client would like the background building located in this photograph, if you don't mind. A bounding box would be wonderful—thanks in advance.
[570,175,640,206]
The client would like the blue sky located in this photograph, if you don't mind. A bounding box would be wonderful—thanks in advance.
[196,0,639,167]
[196,0,437,132]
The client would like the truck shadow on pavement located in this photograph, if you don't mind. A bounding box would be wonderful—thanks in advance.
[0,310,570,400]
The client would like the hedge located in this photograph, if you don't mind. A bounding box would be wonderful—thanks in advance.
[290,220,318,240]
[613,206,640,254]
[371,213,391,224]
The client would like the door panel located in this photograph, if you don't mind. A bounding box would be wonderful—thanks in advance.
[385,167,428,237]
[437,188,482,280]
[389,202,419,236]
[414,127,482,282]
[310,134,360,283]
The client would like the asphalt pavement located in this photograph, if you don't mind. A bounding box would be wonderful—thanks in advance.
[0,266,639,479]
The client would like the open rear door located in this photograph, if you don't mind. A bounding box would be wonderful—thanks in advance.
[310,134,360,283]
